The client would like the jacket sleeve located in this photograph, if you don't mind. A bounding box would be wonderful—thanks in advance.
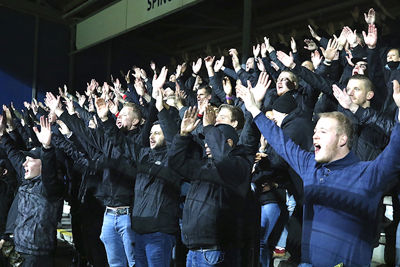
[368,122,400,190]
[353,107,395,135]
[157,108,179,145]
[238,112,261,155]
[209,72,227,103]
[291,64,333,95]
[253,112,314,178]
[40,146,64,199]
[0,133,27,181]
[59,111,104,153]
[203,125,234,163]
[222,67,239,80]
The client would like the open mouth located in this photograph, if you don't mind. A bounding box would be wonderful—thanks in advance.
[314,144,321,153]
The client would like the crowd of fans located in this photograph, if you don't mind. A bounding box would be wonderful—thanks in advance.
[1,6,400,267]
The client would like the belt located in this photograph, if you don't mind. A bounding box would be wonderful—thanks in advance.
[105,207,131,215]
[192,245,220,252]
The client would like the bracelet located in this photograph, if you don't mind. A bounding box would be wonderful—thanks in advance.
[225,96,233,100]
[192,73,198,78]
[197,113,203,118]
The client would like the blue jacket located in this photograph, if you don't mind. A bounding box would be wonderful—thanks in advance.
[253,113,400,267]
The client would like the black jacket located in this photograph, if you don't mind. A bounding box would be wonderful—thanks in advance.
[168,125,253,249]
[1,135,63,255]
[59,111,136,207]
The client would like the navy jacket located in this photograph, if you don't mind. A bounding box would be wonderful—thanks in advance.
[254,112,400,267]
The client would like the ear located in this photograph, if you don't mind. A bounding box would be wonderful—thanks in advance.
[366,91,374,100]
[338,134,348,147]
[226,139,234,147]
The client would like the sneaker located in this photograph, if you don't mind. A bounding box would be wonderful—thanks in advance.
[273,247,286,258]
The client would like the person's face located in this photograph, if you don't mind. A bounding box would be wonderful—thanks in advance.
[116,107,139,130]
[149,124,165,149]
[163,88,174,98]
[312,118,344,163]
[246,57,255,72]
[215,108,237,129]
[22,156,41,179]
[387,49,400,62]
[48,112,56,124]
[352,61,367,75]
[197,88,211,103]
[346,79,373,107]
[276,72,295,96]
[272,110,287,128]
[169,74,176,83]
[301,61,314,72]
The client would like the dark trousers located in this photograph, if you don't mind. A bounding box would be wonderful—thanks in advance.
[20,253,53,267]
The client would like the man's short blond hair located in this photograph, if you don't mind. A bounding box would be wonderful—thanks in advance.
[318,111,354,149]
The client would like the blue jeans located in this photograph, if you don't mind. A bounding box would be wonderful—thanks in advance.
[134,231,175,267]
[186,248,241,267]
[277,193,296,248]
[100,211,135,267]
[260,203,281,267]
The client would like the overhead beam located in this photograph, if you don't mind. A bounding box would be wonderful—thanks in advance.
[0,0,67,24]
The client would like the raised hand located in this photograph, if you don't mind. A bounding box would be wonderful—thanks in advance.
[253,44,261,58]
[192,58,202,74]
[332,84,354,110]
[0,115,5,136]
[304,39,318,51]
[256,58,266,72]
[153,66,168,91]
[335,28,347,49]
[290,37,297,53]
[154,87,165,112]
[64,98,75,115]
[362,23,377,49]
[180,106,201,136]
[134,79,146,96]
[222,76,233,96]
[236,81,258,115]
[203,105,216,127]
[204,56,215,68]
[229,48,241,70]
[214,56,224,72]
[108,99,119,115]
[45,92,61,112]
[33,116,52,148]
[276,50,295,69]
[176,62,187,78]
[311,50,323,69]
[56,120,71,136]
[364,8,376,25]
[264,37,274,53]
[308,25,321,41]
[250,71,272,105]
[343,26,358,47]
[150,61,156,73]
[393,80,400,109]
[320,38,339,61]
[2,105,14,130]
[95,97,109,121]
[174,82,187,110]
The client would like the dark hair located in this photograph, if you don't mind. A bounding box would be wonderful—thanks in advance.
[197,84,212,96]
[218,104,245,130]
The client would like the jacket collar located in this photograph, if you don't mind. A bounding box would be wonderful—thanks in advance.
[317,151,360,169]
